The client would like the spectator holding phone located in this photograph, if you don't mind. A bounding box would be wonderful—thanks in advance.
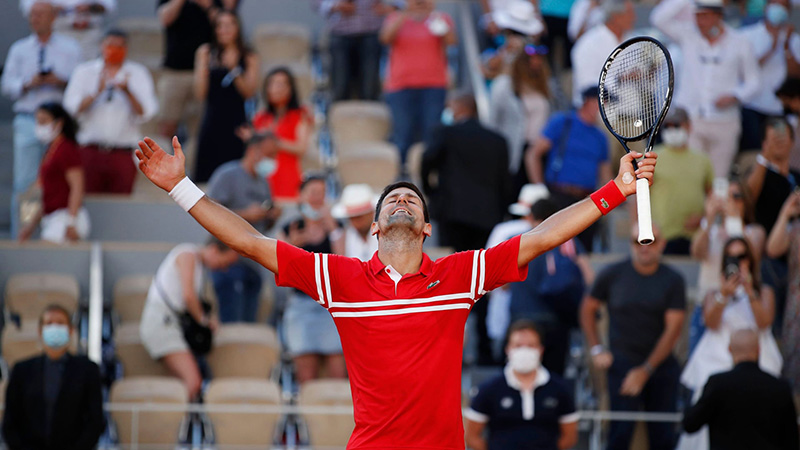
[1,1,80,238]
[678,237,782,450]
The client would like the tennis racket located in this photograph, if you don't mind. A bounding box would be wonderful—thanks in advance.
[598,36,674,245]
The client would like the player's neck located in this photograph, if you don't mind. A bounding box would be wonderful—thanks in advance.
[377,238,424,275]
[512,369,538,390]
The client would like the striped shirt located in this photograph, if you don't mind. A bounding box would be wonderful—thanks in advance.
[275,235,528,449]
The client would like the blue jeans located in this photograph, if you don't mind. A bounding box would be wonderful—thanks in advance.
[12,114,45,238]
[330,32,382,101]
[606,353,679,450]
[385,87,446,165]
[211,261,262,323]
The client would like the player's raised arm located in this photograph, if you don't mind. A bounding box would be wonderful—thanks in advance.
[136,136,278,273]
[517,151,657,267]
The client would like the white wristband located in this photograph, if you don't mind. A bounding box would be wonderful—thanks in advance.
[169,177,205,212]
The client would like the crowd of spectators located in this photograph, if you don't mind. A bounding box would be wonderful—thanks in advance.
[3,0,800,448]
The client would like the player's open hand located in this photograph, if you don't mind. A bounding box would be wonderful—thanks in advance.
[614,151,657,197]
[135,136,187,193]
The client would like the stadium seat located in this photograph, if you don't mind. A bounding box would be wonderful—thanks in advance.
[109,376,188,446]
[1,320,77,371]
[206,324,281,379]
[336,142,400,192]
[113,275,153,324]
[114,322,172,378]
[117,17,163,70]
[329,101,392,144]
[424,246,455,261]
[405,142,426,187]
[5,272,79,322]
[298,378,355,448]
[253,23,311,67]
[205,378,281,446]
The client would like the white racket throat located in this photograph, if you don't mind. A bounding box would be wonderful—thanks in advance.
[635,178,655,245]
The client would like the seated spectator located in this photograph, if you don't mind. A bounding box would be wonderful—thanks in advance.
[20,0,116,61]
[18,103,89,243]
[380,0,457,172]
[277,174,346,384]
[765,191,800,397]
[683,329,799,450]
[207,133,280,323]
[63,29,158,194]
[580,223,685,450]
[510,199,593,376]
[526,86,610,252]
[314,0,389,101]
[253,67,312,204]
[464,319,579,450]
[2,304,104,450]
[480,0,544,83]
[650,108,715,255]
[679,238,782,450]
[193,9,258,183]
[140,239,238,399]
[567,0,604,42]
[1,0,80,238]
[331,183,379,261]
[488,44,551,190]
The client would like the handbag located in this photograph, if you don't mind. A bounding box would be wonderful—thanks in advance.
[154,276,214,355]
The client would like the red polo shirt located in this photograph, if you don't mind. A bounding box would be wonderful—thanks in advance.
[275,235,528,449]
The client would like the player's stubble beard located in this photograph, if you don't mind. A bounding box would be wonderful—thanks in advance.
[377,210,425,254]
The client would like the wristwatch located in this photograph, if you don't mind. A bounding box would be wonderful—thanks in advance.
[714,291,728,306]
[590,345,605,357]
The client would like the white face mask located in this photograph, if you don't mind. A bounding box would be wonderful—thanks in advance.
[661,127,688,148]
[508,346,541,373]
[34,122,60,144]
[255,158,277,178]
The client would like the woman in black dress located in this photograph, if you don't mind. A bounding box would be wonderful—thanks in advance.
[193,10,258,183]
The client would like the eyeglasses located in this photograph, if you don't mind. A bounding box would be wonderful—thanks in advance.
[524,44,549,56]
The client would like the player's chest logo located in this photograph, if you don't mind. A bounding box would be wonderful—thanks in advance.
[500,397,514,409]
[427,280,440,290]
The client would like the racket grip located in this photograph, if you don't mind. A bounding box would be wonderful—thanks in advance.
[635,178,655,245]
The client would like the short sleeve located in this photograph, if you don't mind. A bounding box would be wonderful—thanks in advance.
[275,241,332,308]
[465,383,493,424]
[542,114,565,144]
[666,271,686,310]
[589,264,616,302]
[479,235,528,296]
[56,141,82,172]
[206,170,233,207]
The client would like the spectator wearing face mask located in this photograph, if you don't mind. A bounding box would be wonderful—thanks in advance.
[649,108,715,255]
[2,305,104,450]
[465,319,579,450]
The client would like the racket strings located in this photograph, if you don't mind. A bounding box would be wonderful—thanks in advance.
[600,41,670,140]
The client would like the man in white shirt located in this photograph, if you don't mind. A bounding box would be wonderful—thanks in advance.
[1,1,80,238]
[651,0,760,178]
[63,29,159,194]
[570,0,635,107]
[739,0,800,151]
[331,184,379,262]
[20,0,116,61]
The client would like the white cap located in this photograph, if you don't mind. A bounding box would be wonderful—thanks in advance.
[493,0,545,36]
[332,184,378,219]
[695,0,724,9]
[508,184,549,216]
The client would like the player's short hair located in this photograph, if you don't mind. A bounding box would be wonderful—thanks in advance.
[505,319,545,347]
[374,182,430,223]
[38,304,72,329]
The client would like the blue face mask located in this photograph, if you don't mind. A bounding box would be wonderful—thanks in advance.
[255,158,277,178]
[766,3,789,26]
[42,324,70,349]
[441,108,454,126]
[494,34,506,48]
[301,202,322,221]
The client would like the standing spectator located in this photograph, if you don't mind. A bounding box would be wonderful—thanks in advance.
[740,0,800,151]
[679,237,782,450]
[509,199,593,375]
[570,0,635,107]
[683,329,799,450]
[206,133,280,323]
[651,0,761,178]
[253,67,312,204]
[63,29,158,194]
[2,305,104,450]
[193,10,258,183]
[539,0,577,73]
[527,87,610,252]
[775,77,800,173]
[140,239,238,399]
[1,1,80,239]
[278,174,346,384]
[380,0,457,172]
[20,0,116,61]
[315,0,389,101]
[580,224,686,450]
[465,320,579,450]
[18,103,89,244]
[480,0,545,83]
[331,183,379,261]
[567,0,604,42]
[156,0,240,172]
[650,108,715,255]
[421,93,511,252]
[766,191,800,396]
[488,45,551,190]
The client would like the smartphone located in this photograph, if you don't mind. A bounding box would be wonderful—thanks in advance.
[723,255,740,280]
[713,177,729,200]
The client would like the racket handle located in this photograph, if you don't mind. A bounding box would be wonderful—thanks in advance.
[635,178,655,245]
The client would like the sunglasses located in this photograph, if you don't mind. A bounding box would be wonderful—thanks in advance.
[524,44,549,56]
[730,192,744,200]
[725,253,748,261]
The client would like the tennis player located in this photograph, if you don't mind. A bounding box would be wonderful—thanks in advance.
[136,136,656,449]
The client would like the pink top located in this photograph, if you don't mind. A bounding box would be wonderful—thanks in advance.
[383,11,453,92]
